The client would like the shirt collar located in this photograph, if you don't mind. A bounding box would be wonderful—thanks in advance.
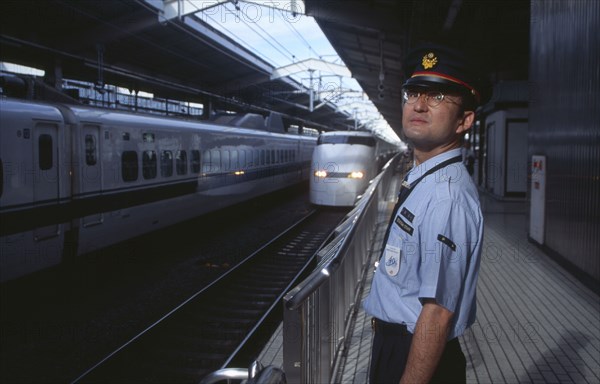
[406,148,462,184]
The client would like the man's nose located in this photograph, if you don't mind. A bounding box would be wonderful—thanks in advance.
[413,94,429,111]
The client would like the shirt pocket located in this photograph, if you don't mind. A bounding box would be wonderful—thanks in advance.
[383,228,402,277]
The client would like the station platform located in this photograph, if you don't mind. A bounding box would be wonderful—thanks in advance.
[258,177,600,383]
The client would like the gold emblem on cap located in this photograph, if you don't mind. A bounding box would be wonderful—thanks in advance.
[422,52,438,70]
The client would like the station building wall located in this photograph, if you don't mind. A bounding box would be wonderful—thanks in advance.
[529,0,600,283]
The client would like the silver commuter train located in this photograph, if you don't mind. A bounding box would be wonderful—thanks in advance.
[310,131,398,207]
[0,97,316,282]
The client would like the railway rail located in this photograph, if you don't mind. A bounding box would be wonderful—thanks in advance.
[72,208,347,383]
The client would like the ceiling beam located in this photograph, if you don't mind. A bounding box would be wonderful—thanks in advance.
[271,58,351,80]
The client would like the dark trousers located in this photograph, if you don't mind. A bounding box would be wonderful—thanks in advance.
[369,318,466,384]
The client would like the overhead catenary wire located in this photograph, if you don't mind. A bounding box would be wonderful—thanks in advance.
[275,8,349,97]
[188,1,396,139]
[206,2,347,83]
[205,2,299,67]
[45,0,334,130]
[207,2,353,106]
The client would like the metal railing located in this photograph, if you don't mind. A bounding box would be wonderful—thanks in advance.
[199,361,286,384]
[282,154,401,384]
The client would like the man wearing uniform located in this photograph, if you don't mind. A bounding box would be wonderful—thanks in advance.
[363,43,487,384]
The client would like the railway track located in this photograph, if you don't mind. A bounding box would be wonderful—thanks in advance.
[72,208,347,383]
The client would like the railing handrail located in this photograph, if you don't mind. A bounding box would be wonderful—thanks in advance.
[283,171,385,311]
[283,154,400,311]
[282,153,402,384]
[198,367,248,384]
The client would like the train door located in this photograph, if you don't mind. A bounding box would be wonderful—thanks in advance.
[33,123,60,240]
[297,140,303,178]
[81,125,103,226]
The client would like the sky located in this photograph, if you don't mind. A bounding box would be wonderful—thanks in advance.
[196,0,400,142]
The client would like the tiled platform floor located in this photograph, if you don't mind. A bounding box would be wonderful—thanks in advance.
[259,188,600,383]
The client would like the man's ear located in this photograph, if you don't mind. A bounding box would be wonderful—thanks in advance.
[456,111,475,135]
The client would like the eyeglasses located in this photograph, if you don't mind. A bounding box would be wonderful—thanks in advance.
[402,90,456,108]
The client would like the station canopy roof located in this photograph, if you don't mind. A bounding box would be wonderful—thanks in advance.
[1,0,529,136]
[0,0,353,131]
[304,0,530,135]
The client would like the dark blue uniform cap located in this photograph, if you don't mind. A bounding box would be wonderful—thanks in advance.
[402,43,488,106]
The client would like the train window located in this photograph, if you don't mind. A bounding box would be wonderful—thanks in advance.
[222,151,230,171]
[0,158,3,198]
[254,150,259,167]
[260,150,265,165]
[161,151,173,177]
[317,135,377,147]
[211,150,221,173]
[143,151,157,180]
[176,150,187,175]
[122,151,138,182]
[231,150,238,169]
[239,150,246,168]
[38,134,53,170]
[85,135,97,166]
[143,133,155,143]
[202,151,211,173]
[191,150,201,174]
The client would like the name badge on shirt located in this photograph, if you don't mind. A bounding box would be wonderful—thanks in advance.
[395,216,414,235]
[400,207,415,223]
[384,244,401,276]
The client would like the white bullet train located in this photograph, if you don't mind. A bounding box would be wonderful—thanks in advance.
[310,131,398,207]
[0,97,316,282]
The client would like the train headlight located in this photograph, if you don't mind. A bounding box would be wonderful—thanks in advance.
[314,170,328,178]
[234,170,245,176]
[348,171,364,179]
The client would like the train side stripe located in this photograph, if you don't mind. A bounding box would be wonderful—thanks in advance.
[0,162,310,236]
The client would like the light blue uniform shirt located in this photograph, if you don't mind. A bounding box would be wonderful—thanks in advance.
[363,148,483,340]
